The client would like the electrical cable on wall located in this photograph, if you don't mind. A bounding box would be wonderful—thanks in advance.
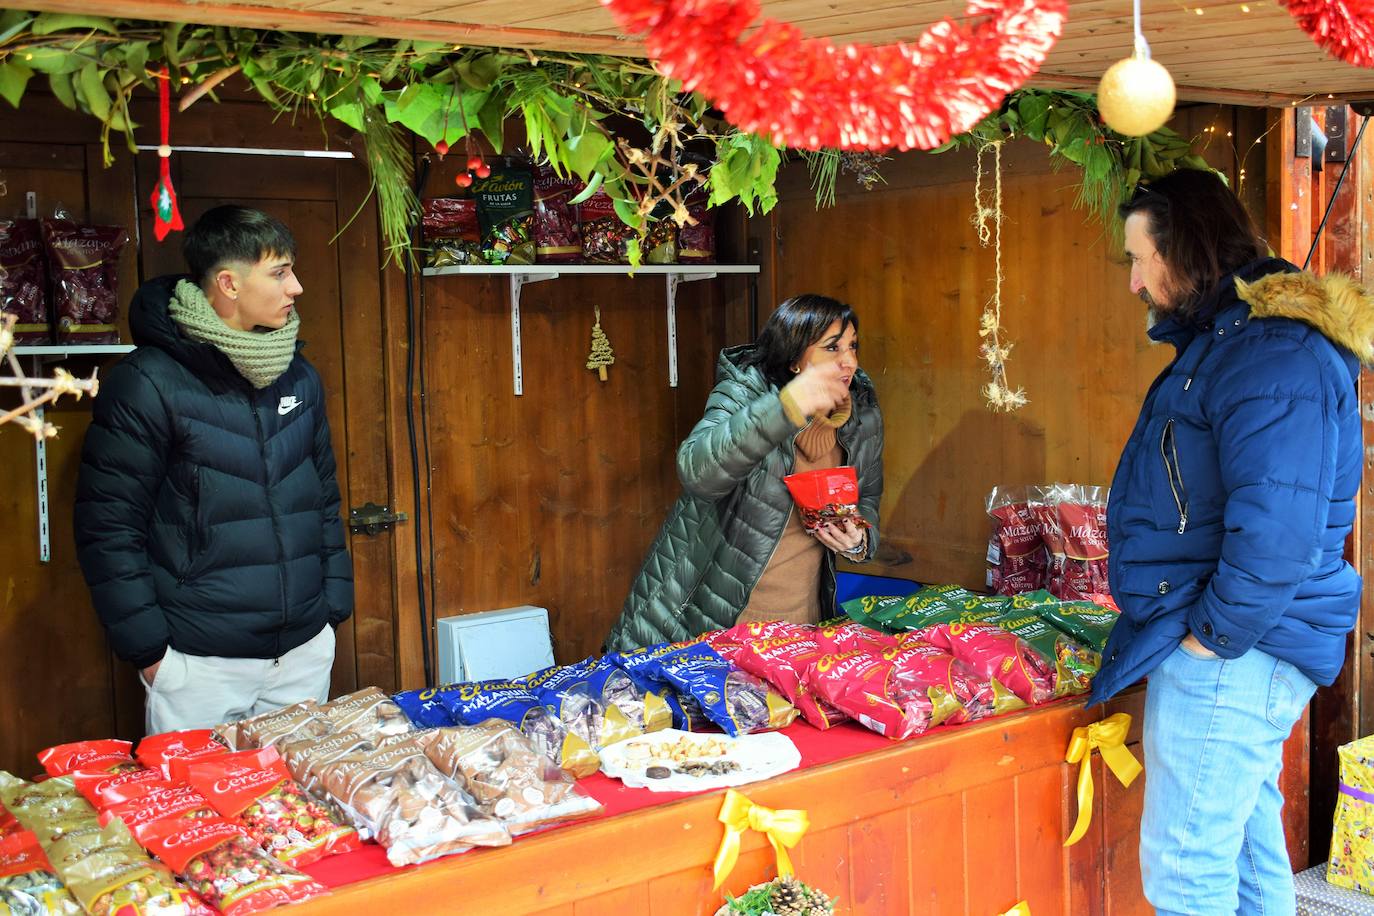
[1304,112,1369,271]
[404,156,435,687]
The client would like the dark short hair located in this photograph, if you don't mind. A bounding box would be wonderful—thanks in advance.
[183,205,297,287]
[1119,169,1266,322]
[744,294,858,388]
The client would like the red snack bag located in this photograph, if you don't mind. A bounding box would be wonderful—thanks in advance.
[916,622,1053,706]
[1056,484,1110,600]
[180,749,359,867]
[783,466,870,533]
[533,162,584,263]
[1028,486,1067,598]
[137,730,230,778]
[420,197,481,268]
[38,739,140,777]
[137,817,327,916]
[72,768,164,810]
[803,650,941,739]
[814,620,896,655]
[100,782,218,833]
[0,799,22,840]
[0,219,49,344]
[697,629,748,663]
[986,485,1046,596]
[734,635,848,729]
[676,191,715,264]
[576,188,633,263]
[888,635,1005,721]
[719,620,814,644]
[1085,592,1120,613]
[40,220,127,345]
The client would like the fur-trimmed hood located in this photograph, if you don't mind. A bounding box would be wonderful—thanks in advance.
[1236,271,1374,366]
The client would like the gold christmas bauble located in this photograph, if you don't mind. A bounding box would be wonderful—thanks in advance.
[1097,55,1176,137]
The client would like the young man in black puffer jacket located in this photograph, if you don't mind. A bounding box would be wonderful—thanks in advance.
[75,205,353,733]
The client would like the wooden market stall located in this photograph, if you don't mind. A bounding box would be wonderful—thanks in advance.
[1,1,1373,913]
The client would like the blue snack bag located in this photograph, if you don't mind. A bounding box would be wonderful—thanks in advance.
[528,658,645,752]
[391,684,464,728]
[609,644,712,731]
[655,644,798,737]
[441,677,599,778]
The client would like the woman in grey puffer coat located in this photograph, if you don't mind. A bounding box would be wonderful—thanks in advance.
[606,295,884,652]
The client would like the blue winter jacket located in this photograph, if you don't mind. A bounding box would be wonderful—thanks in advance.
[1088,259,1370,704]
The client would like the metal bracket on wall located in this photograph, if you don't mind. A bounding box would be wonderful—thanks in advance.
[509,271,559,396]
[665,272,717,388]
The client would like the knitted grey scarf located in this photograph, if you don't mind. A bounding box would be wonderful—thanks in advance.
[168,279,299,389]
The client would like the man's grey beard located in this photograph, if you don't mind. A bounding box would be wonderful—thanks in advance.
[1141,289,1168,333]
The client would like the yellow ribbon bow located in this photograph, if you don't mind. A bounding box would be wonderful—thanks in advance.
[997,902,1032,916]
[712,789,810,890]
[1063,711,1143,846]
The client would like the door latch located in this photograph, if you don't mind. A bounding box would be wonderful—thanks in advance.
[348,502,408,536]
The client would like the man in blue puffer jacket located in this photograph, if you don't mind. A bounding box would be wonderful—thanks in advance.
[1088,169,1370,915]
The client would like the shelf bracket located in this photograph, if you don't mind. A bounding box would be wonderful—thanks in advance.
[508,271,558,396]
[666,272,716,388]
[21,355,51,563]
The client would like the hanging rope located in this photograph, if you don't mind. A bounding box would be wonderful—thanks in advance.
[973,142,1026,412]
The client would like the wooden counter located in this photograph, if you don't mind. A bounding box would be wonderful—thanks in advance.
[299,688,1148,915]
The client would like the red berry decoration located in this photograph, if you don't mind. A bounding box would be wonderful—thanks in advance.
[598,0,1068,151]
[455,173,474,188]
[434,139,449,158]
[474,162,492,179]
[467,155,484,170]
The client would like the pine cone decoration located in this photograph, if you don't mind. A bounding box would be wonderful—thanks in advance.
[804,885,836,913]
[769,877,806,915]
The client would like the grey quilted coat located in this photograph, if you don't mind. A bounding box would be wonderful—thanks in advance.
[605,344,883,652]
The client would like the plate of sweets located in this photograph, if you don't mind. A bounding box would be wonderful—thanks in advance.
[598,729,800,792]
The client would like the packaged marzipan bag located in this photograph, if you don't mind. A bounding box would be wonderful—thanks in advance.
[0,830,82,915]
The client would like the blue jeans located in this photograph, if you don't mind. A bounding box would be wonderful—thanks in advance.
[1141,642,1316,916]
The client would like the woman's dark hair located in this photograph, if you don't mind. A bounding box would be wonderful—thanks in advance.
[744,294,857,387]
[183,205,298,287]
[1119,169,1267,321]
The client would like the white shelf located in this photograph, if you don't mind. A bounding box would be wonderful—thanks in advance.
[421,263,759,395]
[12,344,135,357]
[422,263,759,278]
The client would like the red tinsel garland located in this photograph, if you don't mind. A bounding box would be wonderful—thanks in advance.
[599,0,1068,151]
[1282,0,1374,68]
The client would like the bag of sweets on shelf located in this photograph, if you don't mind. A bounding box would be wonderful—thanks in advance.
[676,191,715,264]
[1010,589,1120,653]
[982,608,1098,698]
[986,485,1047,595]
[419,722,602,835]
[915,621,1052,706]
[37,740,141,778]
[527,657,645,753]
[234,703,331,751]
[576,188,634,263]
[607,643,715,732]
[887,635,999,722]
[874,585,1008,632]
[814,619,895,655]
[532,162,583,263]
[804,650,947,740]
[440,678,600,778]
[0,830,82,915]
[1328,735,1374,893]
[473,166,535,265]
[40,219,128,345]
[316,687,412,744]
[733,634,848,729]
[135,817,327,916]
[315,737,510,866]
[0,219,50,344]
[46,818,213,916]
[1055,484,1110,600]
[420,197,482,268]
[135,730,229,779]
[97,782,218,835]
[177,748,359,867]
[71,768,163,811]
[652,643,798,737]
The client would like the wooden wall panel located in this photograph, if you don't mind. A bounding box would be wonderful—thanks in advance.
[756,139,1177,588]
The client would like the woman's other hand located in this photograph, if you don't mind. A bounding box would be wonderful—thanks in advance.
[784,362,852,419]
[813,517,865,556]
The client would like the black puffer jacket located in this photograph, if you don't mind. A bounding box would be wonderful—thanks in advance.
[75,275,353,669]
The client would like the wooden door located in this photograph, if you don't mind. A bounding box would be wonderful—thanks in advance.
[124,149,399,735]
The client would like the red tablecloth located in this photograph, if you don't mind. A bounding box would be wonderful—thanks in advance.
[300,718,899,889]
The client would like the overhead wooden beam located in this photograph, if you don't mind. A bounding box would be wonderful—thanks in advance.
[20,0,640,54]
[1031,71,1374,108]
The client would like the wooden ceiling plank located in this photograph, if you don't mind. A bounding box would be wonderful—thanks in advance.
[21,0,641,53]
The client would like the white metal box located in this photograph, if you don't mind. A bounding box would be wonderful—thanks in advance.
[436,605,555,683]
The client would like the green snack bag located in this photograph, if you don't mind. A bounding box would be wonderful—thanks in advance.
[1012,592,1120,652]
[880,585,1009,631]
[987,609,1099,697]
[838,594,901,628]
[474,166,536,265]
